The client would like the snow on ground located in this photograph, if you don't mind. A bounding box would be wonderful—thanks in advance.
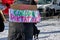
[0,22,9,40]
[0,18,60,40]
[36,18,60,32]
[36,18,60,40]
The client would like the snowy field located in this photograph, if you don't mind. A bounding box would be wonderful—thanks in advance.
[0,17,60,40]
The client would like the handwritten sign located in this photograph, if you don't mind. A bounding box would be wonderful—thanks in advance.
[9,9,41,23]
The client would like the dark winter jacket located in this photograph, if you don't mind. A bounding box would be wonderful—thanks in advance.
[0,13,4,22]
[0,13,4,32]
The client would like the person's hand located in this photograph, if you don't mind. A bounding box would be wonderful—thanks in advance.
[34,0,38,3]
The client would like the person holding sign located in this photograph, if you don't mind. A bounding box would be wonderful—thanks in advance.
[8,0,39,40]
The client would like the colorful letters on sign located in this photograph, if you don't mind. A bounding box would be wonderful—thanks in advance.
[9,9,41,23]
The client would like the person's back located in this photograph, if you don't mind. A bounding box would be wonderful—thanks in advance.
[8,0,37,40]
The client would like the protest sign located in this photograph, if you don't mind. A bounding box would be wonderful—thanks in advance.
[9,9,41,23]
